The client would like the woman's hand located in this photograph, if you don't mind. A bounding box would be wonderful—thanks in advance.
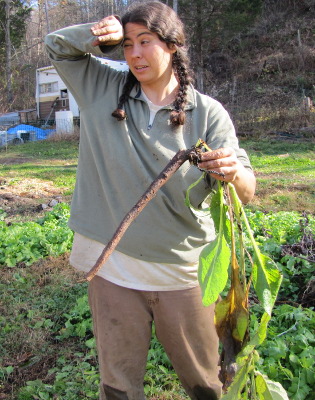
[198,147,256,204]
[91,16,123,47]
[198,147,241,183]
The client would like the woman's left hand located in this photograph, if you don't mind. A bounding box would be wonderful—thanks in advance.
[198,147,256,204]
[198,147,242,183]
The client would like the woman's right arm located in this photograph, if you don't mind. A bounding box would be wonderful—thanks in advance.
[45,17,123,107]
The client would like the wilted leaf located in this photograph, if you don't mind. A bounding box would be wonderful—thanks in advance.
[185,173,210,212]
[215,278,249,344]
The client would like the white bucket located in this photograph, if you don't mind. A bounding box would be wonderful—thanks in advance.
[55,110,74,134]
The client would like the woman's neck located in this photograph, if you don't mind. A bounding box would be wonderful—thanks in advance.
[141,74,179,106]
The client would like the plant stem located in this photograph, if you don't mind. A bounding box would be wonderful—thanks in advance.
[228,183,246,287]
[229,184,261,259]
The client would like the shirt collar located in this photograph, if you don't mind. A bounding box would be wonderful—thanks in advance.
[129,83,196,111]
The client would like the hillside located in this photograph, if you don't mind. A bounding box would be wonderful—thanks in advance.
[203,2,315,136]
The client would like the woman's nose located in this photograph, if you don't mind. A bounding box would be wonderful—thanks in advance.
[131,44,141,58]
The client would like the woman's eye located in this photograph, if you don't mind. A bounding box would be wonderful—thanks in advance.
[141,40,149,45]
[123,42,132,48]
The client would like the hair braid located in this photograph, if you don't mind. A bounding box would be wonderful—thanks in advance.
[112,71,137,121]
[170,50,192,126]
[112,1,193,126]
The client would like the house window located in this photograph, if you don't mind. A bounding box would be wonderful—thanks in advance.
[39,82,58,94]
[60,89,68,98]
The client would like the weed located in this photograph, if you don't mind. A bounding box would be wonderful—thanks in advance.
[257,305,315,400]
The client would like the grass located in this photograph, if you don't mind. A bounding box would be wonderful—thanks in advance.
[0,137,79,160]
[1,134,314,215]
[241,136,315,213]
[0,140,78,191]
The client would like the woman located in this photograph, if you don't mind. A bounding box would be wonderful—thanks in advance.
[45,2,256,399]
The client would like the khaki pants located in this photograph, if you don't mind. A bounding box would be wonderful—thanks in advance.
[88,277,222,400]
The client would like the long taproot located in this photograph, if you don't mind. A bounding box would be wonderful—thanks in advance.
[85,148,199,281]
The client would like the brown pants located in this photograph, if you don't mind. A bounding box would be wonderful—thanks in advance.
[88,277,222,400]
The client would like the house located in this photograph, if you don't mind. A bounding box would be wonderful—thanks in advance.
[36,59,128,121]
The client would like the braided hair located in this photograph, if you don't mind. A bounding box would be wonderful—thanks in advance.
[112,1,193,126]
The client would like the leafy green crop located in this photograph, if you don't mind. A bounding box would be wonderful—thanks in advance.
[246,210,315,244]
[246,210,314,303]
[258,305,315,400]
[0,203,73,267]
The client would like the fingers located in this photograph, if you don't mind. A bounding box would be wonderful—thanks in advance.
[197,147,241,182]
[92,15,118,31]
[91,16,123,46]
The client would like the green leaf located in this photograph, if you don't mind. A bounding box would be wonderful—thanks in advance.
[198,233,230,306]
[185,172,210,212]
[198,181,232,306]
[210,186,221,232]
[237,312,271,365]
[255,372,289,400]
[252,251,282,315]
[221,359,253,400]
[210,183,231,241]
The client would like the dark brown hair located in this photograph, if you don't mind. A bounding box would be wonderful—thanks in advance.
[112,1,193,126]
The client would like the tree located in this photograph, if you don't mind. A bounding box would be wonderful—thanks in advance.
[4,0,13,104]
[0,0,31,107]
[178,0,262,93]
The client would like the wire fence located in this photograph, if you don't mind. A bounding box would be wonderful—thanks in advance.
[0,118,80,147]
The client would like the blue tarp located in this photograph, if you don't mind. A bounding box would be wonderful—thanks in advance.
[7,124,55,141]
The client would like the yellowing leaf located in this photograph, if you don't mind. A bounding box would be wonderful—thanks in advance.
[232,307,249,342]
[215,274,249,344]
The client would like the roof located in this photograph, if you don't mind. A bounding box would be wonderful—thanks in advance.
[36,58,128,73]
[37,65,55,72]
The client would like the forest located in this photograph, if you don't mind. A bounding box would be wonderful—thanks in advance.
[1,0,315,136]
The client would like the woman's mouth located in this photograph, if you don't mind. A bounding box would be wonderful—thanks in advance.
[134,65,148,71]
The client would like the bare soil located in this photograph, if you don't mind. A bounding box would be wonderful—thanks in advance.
[0,155,69,222]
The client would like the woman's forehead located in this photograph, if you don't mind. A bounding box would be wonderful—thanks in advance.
[124,22,153,39]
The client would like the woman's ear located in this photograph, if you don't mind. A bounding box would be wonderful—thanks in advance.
[168,43,177,53]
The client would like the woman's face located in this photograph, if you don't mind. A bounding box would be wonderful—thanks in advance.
[123,22,176,89]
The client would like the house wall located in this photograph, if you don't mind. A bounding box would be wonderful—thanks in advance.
[36,67,78,119]
[36,60,128,120]
[39,98,70,121]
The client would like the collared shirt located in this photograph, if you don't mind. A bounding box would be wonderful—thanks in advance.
[45,23,253,269]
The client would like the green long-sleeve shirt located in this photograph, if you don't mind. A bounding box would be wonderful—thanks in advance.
[45,23,253,264]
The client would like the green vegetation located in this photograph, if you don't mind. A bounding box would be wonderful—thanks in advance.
[241,137,315,213]
[0,140,78,192]
[0,138,314,399]
[0,203,73,266]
